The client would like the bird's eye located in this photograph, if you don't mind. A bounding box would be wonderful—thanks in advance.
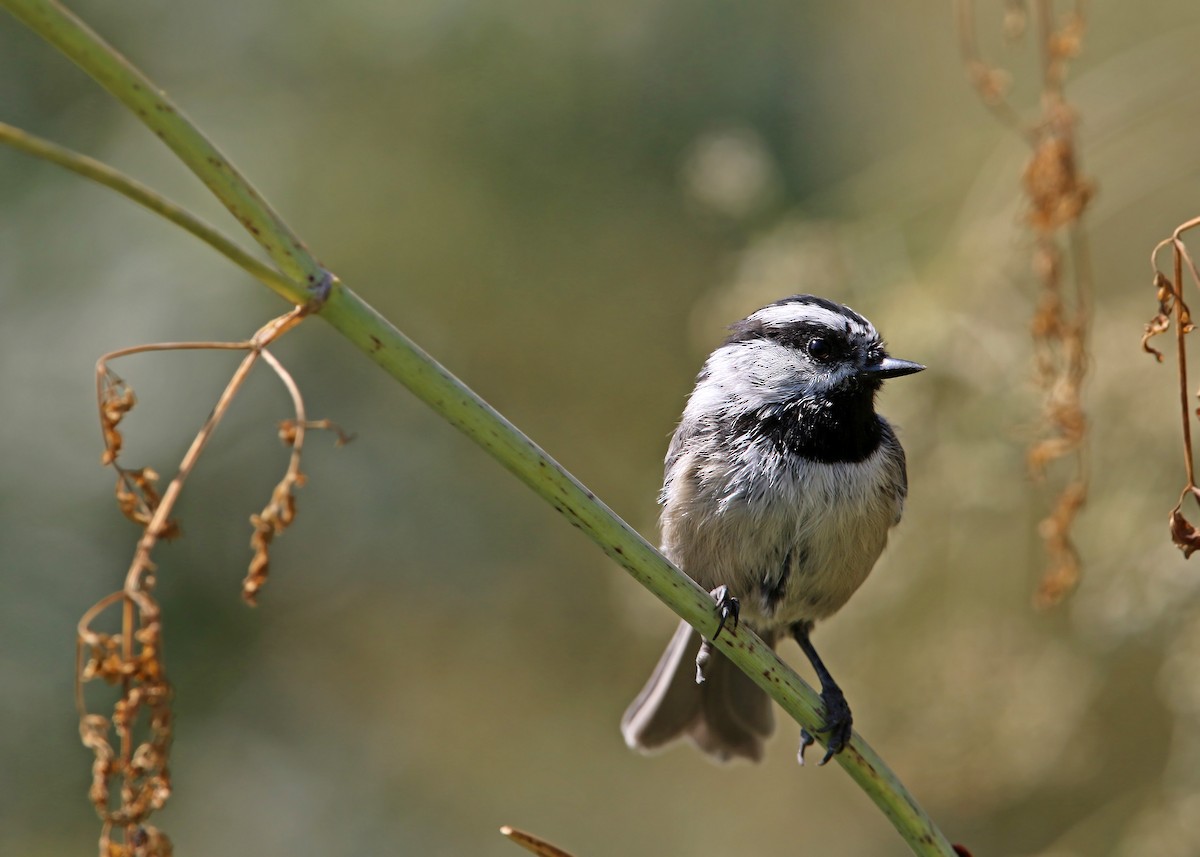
[807,337,831,360]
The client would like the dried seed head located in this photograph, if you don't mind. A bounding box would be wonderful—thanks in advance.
[77,592,174,838]
[967,61,1012,105]
[113,468,180,538]
[1171,504,1200,558]
[1142,272,1187,361]
[243,472,305,605]
[1034,479,1087,607]
[99,375,137,466]
[1001,0,1026,42]
[277,419,300,447]
[1023,136,1093,233]
[1143,314,1172,362]
[1048,12,1084,61]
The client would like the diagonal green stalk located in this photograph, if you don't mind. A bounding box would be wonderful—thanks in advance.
[0,122,298,301]
[1,0,957,853]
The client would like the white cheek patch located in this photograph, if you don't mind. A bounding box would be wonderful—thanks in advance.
[707,341,805,395]
[694,341,848,414]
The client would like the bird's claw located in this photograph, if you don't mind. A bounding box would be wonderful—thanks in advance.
[797,687,853,766]
[710,585,740,639]
[797,728,816,765]
[695,586,740,683]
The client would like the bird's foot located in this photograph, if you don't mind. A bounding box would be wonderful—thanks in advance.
[694,586,740,684]
[797,686,853,766]
[710,585,740,639]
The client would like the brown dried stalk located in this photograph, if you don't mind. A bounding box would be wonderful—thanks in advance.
[245,349,306,606]
[245,415,352,605]
[957,0,1094,606]
[78,306,335,856]
[1147,217,1200,557]
[501,826,579,857]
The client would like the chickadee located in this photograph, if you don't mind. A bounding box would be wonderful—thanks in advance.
[621,295,923,765]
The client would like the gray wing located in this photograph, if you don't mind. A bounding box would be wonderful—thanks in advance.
[659,415,700,505]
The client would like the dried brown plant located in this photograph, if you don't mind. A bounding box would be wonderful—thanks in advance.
[956,0,1094,606]
[246,416,352,605]
[501,826,579,857]
[1146,218,1200,558]
[77,307,346,856]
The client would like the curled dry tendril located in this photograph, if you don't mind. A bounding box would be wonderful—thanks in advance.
[78,307,347,855]
[1147,217,1200,558]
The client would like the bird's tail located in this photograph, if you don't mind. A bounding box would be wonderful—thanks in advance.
[620,620,774,763]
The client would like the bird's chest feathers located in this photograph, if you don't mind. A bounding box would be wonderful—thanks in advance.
[696,447,900,625]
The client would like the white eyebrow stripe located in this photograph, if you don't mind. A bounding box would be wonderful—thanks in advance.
[749,303,873,336]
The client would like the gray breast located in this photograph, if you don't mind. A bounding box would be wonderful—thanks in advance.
[660,436,905,630]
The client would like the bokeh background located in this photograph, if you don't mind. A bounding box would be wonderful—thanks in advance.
[5,1,1200,854]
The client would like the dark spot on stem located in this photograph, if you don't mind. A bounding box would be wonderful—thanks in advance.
[369,335,382,352]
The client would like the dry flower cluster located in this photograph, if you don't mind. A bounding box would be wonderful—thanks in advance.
[957,0,1093,606]
[76,307,346,856]
[1144,218,1200,558]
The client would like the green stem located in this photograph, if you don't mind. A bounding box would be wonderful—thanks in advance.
[1,0,957,853]
[0,122,298,301]
[1,0,324,297]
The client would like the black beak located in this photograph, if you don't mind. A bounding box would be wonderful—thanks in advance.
[859,357,925,380]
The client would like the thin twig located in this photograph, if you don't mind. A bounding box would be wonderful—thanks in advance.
[1147,220,1200,556]
[244,347,309,604]
[500,826,578,857]
[0,122,299,301]
[0,0,329,298]
[1176,241,1193,488]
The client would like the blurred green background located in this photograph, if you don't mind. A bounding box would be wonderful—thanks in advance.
[5,1,1200,855]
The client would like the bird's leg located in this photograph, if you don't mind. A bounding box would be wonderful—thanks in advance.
[792,620,852,766]
[695,585,740,684]
[710,585,740,639]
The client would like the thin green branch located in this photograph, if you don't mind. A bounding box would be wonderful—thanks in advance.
[1,0,324,297]
[1,0,957,853]
[0,122,299,301]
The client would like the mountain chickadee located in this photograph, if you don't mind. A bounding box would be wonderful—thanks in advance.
[621,295,923,765]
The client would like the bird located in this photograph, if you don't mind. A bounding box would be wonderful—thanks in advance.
[620,294,923,765]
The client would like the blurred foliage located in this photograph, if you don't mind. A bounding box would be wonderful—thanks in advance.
[5,1,1200,855]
